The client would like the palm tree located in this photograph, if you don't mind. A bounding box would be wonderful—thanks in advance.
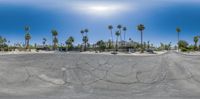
[3,38,7,47]
[108,25,114,44]
[147,41,150,49]
[123,27,127,41]
[82,36,88,51]
[25,33,31,49]
[43,38,47,46]
[66,36,74,51]
[25,26,30,46]
[24,26,31,49]
[84,29,89,36]
[194,36,199,50]
[80,30,84,37]
[115,31,120,51]
[117,25,122,41]
[137,24,145,53]
[51,29,58,50]
[176,27,181,51]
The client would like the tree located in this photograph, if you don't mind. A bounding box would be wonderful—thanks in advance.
[3,38,7,47]
[96,40,106,52]
[80,30,84,37]
[65,36,74,51]
[43,38,47,46]
[108,25,114,45]
[117,25,122,41]
[82,36,88,51]
[137,24,145,53]
[123,27,127,41]
[178,40,188,49]
[51,29,58,50]
[24,26,31,49]
[107,39,113,49]
[147,41,150,49]
[80,29,89,51]
[194,36,199,50]
[84,29,89,36]
[176,27,181,51]
[115,31,120,51]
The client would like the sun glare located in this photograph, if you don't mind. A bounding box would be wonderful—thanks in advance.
[72,3,130,17]
[89,6,113,12]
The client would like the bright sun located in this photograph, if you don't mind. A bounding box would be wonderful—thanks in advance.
[72,3,130,17]
[89,6,113,12]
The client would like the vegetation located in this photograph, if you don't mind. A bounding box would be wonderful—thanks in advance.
[25,26,31,50]
[65,36,74,51]
[0,36,8,51]
[51,29,58,50]
[123,27,127,41]
[1,24,200,53]
[108,25,114,46]
[178,40,189,52]
[194,36,199,51]
[115,31,120,51]
[80,29,89,51]
[117,25,122,41]
[96,40,106,52]
[43,38,47,46]
[137,24,145,53]
[176,27,181,51]
[158,42,172,51]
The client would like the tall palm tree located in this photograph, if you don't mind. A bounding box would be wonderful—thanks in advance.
[24,26,31,49]
[43,38,47,46]
[83,36,88,51]
[176,27,181,51]
[51,29,58,50]
[115,31,120,51]
[3,38,7,47]
[25,33,31,49]
[80,30,84,37]
[117,25,122,41]
[137,24,145,53]
[123,27,127,41]
[194,36,199,50]
[84,29,89,36]
[108,25,114,44]
[66,36,75,51]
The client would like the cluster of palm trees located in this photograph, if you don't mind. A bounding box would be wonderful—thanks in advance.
[51,29,59,50]
[107,24,145,53]
[22,24,147,52]
[24,26,31,49]
[42,38,47,46]
[80,29,89,51]
[176,27,200,51]
[0,36,7,48]
[108,25,127,45]
[65,36,74,51]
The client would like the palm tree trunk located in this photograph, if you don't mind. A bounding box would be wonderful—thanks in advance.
[27,40,29,50]
[116,36,118,51]
[141,31,143,53]
[25,39,26,48]
[120,30,122,41]
[84,42,86,51]
[178,32,179,52]
[124,31,126,46]
[52,36,54,50]
[124,31,126,41]
[111,30,113,46]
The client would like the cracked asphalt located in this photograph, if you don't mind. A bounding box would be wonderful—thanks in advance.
[0,51,200,99]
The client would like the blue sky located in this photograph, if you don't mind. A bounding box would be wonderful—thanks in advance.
[0,0,200,46]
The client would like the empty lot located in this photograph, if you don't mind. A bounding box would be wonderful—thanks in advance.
[0,51,200,99]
